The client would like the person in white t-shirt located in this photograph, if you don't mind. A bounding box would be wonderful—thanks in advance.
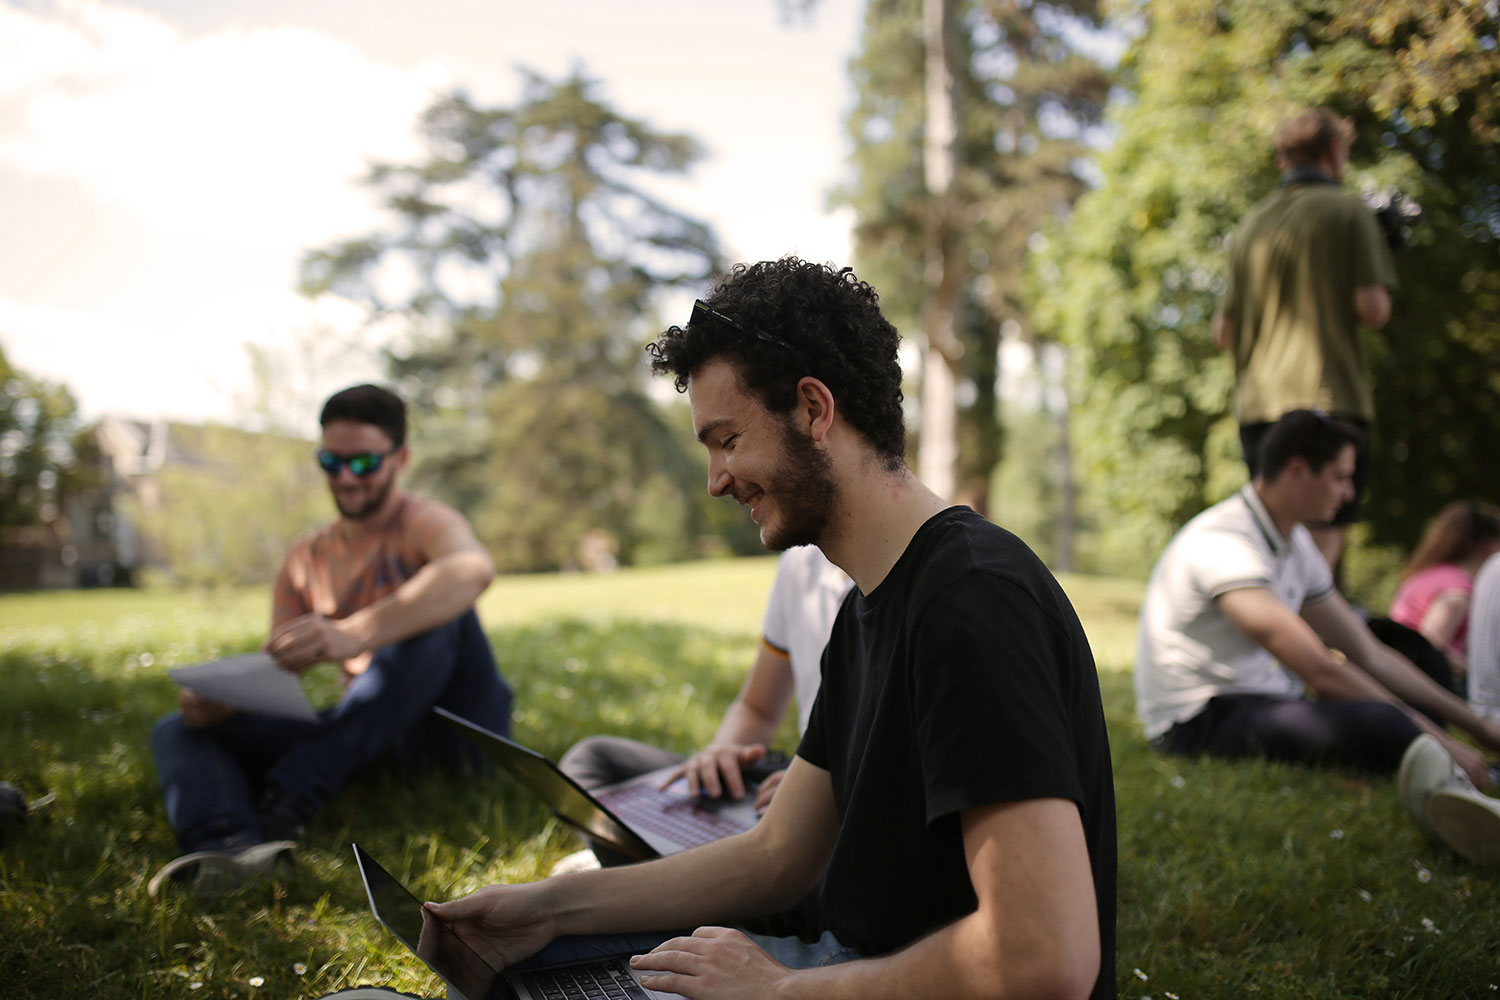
[1136,410,1500,864]
[557,545,852,839]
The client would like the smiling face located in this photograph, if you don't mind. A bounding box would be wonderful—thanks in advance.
[689,358,837,552]
[319,419,406,521]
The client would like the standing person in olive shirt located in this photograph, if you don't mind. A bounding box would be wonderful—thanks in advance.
[148,384,512,898]
[1212,106,1397,574]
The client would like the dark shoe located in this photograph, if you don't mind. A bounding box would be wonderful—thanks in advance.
[257,787,308,842]
[147,840,296,899]
[0,783,26,841]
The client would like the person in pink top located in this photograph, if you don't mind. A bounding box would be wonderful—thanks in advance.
[1391,501,1500,678]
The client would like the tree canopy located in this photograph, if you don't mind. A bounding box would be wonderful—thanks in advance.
[301,69,746,571]
[835,0,1111,513]
[0,343,81,532]
[1030,0,1500,586]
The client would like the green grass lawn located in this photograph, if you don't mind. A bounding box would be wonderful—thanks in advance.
[2,560,1496,998]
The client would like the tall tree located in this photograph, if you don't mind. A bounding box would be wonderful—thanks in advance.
[1031,0,1500,586]
[0,343,80,531]
[301,70,734,571]
[836,0,1111,515]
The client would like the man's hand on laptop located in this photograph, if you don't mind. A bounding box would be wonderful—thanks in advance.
[264,613,363,674]
[422,882,559,971]
[178,688,235,727]
[667,744,769,801]
[630,926,792,1000]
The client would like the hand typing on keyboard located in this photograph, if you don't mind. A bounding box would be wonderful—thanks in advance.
[662,745,789,803]
[630,926,793,1000]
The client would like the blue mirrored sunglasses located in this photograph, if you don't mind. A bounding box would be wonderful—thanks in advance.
[316,449,391,477]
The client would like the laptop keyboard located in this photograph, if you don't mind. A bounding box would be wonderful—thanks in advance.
[519,956,650,999]
[598,782,752,849]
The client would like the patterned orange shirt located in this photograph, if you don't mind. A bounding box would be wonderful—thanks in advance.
[271,493,467,629]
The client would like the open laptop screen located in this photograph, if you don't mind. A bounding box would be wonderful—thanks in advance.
[353,843,501,1000]
[434,706,656,859]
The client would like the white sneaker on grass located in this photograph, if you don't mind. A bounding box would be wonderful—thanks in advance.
[312,989,430,998]
[1397,734,1465,844]
[146,839,296,899]
[1425,787,1500,866]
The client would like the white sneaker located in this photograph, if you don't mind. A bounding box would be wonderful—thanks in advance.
[549,848,602,876]
[1397,734,1464,844]
[312,990,430,998]
[1425,787,1500,866]
[147,839,296,899]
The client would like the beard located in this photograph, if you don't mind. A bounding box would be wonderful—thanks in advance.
[333,472,396,520]
[758,416,838,551]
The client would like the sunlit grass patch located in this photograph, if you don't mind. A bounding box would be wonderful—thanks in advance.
[2,564,1497,997]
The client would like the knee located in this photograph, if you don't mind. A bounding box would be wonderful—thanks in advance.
[558,736,609,773]
[149,712,187,755]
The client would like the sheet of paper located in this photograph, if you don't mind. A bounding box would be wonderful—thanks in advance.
[167,652,320,723]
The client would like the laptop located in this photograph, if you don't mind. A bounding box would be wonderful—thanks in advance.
[352,843,684,1000]
[434,707,761,861]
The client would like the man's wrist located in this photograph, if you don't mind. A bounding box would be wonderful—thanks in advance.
[334,612,378,657]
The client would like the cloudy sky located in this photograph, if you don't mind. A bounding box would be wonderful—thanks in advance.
[0,0,864,428]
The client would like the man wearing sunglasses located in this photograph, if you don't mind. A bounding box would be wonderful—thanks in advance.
[149,384,512,898]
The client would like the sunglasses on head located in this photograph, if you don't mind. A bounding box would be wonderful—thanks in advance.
[316,449,392,477]
[690,299,797,354]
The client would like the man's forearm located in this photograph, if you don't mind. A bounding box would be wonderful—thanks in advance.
[339,551,493,654]
[550,828,816,938]
[710,700,783,750]
[1359,644,1497,742]
[773,898,1097,1000]
[1211,310,1236,352]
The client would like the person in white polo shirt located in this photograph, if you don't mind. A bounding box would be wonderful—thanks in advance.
[1135,409,1500,864]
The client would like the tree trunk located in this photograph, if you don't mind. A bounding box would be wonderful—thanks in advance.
[918,0,961,501]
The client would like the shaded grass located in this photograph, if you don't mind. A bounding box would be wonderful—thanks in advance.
[2,565,1497,998]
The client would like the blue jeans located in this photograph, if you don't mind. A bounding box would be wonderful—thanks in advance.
[151,609,512,852]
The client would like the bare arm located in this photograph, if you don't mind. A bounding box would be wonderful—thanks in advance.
[1416,591,1471,673]
[264,515,495,673]
[1301,593,1500,750]
[633,798,1101,1000]
[1219,588,1407,703]
[1354,283,1391,329]
[1211,308,1236,352]
[427,755,842,969]
[673,644,797,800]
[1217,588,1493,784]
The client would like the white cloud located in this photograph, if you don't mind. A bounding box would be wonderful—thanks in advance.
[0,288,385,426]
[0,0,448,250]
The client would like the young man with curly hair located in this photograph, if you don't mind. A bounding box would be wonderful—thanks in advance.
[426,258,1118,1000]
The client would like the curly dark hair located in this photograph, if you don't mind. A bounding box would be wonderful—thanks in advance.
[646,257,906,468]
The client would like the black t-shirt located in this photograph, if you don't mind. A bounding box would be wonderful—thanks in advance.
[797,507,1116,998]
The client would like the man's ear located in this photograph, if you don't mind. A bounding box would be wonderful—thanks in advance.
[795,377,837,443]
[1282,455,1311,482]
